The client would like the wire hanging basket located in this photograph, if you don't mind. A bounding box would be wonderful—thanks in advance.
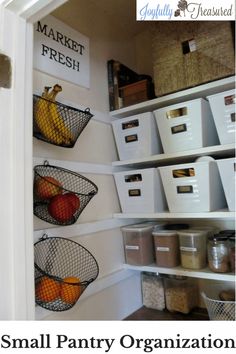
[201,292,235,321]
[33,162,98,226]
[34,235,99,312]
[33,94,93,148]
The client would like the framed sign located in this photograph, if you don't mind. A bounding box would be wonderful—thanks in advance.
[33,15,90,88]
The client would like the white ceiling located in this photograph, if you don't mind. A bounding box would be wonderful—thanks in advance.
[52,0,149,37]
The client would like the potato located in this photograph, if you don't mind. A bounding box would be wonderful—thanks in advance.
[219,290,235,302]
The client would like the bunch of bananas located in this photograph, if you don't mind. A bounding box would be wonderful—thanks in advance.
[35,84,73,146]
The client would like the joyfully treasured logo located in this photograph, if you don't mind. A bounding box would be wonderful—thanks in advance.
[174,0,234,19]
[136,0,235,20]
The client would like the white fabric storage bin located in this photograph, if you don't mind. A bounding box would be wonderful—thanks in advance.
[153,98,219,153]
[159,161,226,212]
[112,112,163,161]
[217,158,235,211]
[207,89,235,145]
[114,168,167,213]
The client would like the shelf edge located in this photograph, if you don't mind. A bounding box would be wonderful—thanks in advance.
[123,264,235,282]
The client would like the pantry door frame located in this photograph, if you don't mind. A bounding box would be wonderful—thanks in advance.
[0,0,68,320]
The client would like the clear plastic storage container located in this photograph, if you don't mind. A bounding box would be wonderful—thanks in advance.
[207,234,230,273]
[121,222,165,265]
[142,273,165,310]
[178,230,208,269]
[153,230,180,268]
[191,225,219,238]
[164,276,198,314]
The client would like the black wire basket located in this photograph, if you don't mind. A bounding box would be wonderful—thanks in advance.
[34,236,99,311]
[33,162,98,226]
[33,95,93,148]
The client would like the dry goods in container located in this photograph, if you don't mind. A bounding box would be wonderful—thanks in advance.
[159,161,226,212]
[112,112,163,161]
[229,236,235,272]
[153,98,219,154]
[152,230,180,268]
[178,230,208,270]
[142,273,165,310]
[121,222,165,266]
[207,89,235,145]
[207,234,230,273]
[114,168,167,213]
[164,276,198,314]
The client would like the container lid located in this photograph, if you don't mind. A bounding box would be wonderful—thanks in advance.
[178,229,207,237]
[192,226,217,231]
[152,230,177,237]
[121,224,154,232]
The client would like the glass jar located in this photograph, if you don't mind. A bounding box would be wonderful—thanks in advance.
[229,235,235,272]
[142,272,165,310]
[207,235,230,273]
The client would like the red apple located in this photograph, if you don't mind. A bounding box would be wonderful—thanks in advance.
[35,176,62,200]
[64,193,80,213]
[48,194,74,223]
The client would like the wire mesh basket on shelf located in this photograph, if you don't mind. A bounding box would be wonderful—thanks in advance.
[33,94,93,148]
[201,292,235,321]
[33,162,98,226]
[34,235,99,311]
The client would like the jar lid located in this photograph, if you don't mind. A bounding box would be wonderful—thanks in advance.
[219,230,235,235]
[208,234,228,241]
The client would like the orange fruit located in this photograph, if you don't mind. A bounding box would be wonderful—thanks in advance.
[35,176,62,200]
[35,276,60,302]
[60,276,81,304]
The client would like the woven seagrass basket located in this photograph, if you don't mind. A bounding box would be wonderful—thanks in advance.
[151,21,235,96]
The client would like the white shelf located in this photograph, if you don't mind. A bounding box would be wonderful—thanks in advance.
[123,264,235,282]
[110,76,235,119]
[112,144,235,168]
[114,209,235,220]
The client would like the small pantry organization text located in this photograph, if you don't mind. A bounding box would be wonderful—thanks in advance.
[0,333,235,351]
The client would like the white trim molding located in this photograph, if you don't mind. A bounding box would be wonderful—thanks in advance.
[33,157,114,175]
[35,268,136,320]
[33,217,144,242]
